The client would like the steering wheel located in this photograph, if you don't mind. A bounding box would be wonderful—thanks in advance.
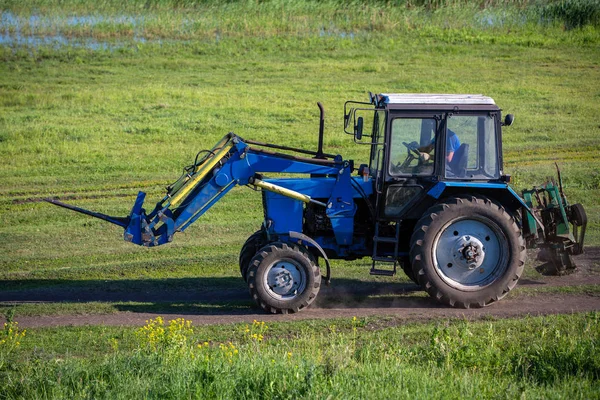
[403,141,423,156]
[395,141,432,173]
[393,141,418,171]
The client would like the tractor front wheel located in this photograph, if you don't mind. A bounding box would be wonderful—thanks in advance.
[239,230,267,281]
[247,242,321,314]
[410,196,526,308]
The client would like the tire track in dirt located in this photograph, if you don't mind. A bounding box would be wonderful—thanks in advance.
[5,294,600,328]
[1,248,598,328]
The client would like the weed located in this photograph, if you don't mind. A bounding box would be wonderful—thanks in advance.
[0,320,26,369]
[135,316,193,356]
[4,307,15,323]
[243,319,268,344]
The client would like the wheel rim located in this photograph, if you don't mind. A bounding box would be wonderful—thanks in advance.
[263,258,307,301]
[432,217,509,291]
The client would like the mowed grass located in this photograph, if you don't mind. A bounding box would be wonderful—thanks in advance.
[1,312,599,398]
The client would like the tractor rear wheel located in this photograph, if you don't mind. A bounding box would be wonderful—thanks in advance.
[569,203,586,255]
[239,230,267,281]
[410,196,526,308]
[247,242,321,314]
[399,256,418,285]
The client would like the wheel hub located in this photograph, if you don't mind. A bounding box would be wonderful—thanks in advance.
[266,261,303,297]
[433,217,507,290]
[454,236,485,269]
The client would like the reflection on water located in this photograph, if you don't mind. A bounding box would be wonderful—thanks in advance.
[0,33,112,50]
[319,28,355,39]
[1,12,145,29]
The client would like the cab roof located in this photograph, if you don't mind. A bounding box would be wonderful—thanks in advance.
[375,93,500,111]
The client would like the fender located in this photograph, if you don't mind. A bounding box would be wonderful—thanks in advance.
[289,230,331,285]
[427,181,545,235]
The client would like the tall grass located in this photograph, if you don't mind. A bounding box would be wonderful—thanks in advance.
[541,0,600,28]
[1,0,599,46]
[1,313,599,398]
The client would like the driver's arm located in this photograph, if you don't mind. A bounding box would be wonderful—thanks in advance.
[418,143,434,153]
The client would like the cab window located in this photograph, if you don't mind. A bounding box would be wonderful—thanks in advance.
[389,117,437,176]
[445,115,499,179]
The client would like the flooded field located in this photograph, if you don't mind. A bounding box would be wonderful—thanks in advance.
[0,5,565,51]
[0,11,156,50]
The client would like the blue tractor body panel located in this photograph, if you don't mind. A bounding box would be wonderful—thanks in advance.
[426,181,537,222]
[427,181,527,207]
[262,177,373,248]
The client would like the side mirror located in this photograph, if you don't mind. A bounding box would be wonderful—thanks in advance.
[503,114,514,126]
[355,117,364,140]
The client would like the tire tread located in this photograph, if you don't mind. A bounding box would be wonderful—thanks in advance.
[410,195,526,309]
[247,242,321,314]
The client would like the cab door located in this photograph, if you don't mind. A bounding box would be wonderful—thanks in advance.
[380,113,443,220]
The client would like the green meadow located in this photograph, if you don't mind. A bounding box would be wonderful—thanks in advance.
[1,313,599,399]
[1,0,599,397]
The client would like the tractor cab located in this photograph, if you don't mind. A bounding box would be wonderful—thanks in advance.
[345,93,512,220]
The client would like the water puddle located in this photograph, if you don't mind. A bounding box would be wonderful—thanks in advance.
[1,12,146,30]
[319,29,355,39]
[475,9,527,29]
[0,10,365,51]
[0,11,151,51]
[0,33,118,50]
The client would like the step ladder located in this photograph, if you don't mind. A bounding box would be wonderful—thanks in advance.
[370,222,401,276]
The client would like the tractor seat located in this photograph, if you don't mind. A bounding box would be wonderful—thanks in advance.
[448,143,469,177]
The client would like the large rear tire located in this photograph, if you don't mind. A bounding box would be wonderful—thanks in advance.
[410,196,526,308]
[247,242,321,314]
[399,256,418,285]
[239,230,267,282]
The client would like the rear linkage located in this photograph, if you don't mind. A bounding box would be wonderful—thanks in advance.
[521,164,587,275]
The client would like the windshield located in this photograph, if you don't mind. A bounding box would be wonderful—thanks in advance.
[389,117,437,176]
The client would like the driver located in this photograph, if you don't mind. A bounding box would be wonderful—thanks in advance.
[419,129,461,162]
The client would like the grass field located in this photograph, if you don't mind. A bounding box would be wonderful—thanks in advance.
[2,313,600,398]
[1,0,600,397]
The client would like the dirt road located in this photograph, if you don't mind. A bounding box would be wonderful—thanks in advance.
[2,248,599,328]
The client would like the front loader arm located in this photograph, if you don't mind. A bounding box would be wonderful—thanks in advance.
[46,133,346,247]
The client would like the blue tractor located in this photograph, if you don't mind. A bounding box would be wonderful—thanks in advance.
[47,93,587,313]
